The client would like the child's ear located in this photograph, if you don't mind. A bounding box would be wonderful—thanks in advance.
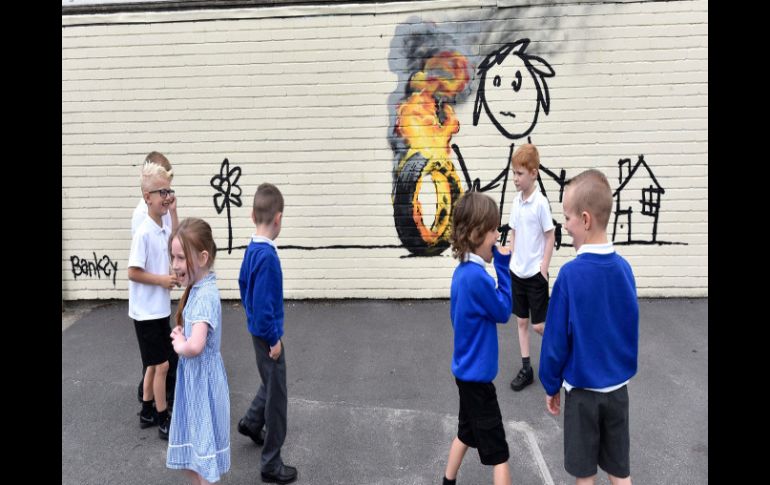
[143,191,151,205]
[582,211,592,231]
[274,211,283,226]
[198,250,209,267]
[251,209,257,226]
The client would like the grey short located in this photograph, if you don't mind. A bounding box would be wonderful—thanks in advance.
[564,386,630,478]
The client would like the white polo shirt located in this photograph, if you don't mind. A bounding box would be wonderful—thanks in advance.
[131,198,171,238]
[128,216,172,321]
[508,189,554,278]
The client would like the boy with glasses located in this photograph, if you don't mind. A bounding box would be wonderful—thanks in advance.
[130,152,181,413]
[127,161,179,439]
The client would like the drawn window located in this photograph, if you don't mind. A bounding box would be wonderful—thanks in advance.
[640,186,662,216]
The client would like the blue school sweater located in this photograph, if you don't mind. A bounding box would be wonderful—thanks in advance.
[450,248,512,383]
[539,251,639,397]
[239,240,284,346]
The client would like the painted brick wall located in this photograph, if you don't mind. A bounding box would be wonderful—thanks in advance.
[62,0,708,299]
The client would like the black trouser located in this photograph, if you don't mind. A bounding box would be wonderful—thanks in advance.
[243,335,288,473]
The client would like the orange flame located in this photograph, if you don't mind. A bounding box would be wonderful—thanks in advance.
[394,51,470,164]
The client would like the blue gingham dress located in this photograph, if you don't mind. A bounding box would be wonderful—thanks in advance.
[166,272,230,482]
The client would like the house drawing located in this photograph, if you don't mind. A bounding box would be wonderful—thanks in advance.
[612,155,665,243]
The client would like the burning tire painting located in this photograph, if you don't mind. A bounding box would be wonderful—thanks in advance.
[392,51,470,256]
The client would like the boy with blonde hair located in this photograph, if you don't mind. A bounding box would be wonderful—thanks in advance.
[131,151,178,236]
[130,151,180,410]
[540,169,639,485]
[128,162,179,439]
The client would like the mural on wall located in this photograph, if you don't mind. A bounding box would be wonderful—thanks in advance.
[528,154,685,247]
[69,252,119,287]
[389,33,557,255]
[612,155,683,245]
[456,39,556,247]
[210,158,243,254]
[387,26,685,254]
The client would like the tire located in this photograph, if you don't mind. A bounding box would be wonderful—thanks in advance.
[393,153,464,256]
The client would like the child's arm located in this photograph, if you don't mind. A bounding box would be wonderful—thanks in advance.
[541,229,555,277]
[127,267,178,289]
[171,322,209,358]
[538,201,555,277]
[539,278,570,398]
[471,245,512,323]
[168,193,179,233]
[249,254,284,358]
[127,231,178,288]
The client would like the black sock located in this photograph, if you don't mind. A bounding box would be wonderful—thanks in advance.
[522,357,531,370]
[443,477,456,485]
[141,399,154,413]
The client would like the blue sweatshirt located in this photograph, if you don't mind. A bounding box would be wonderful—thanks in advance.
[450,247,512,383]
[239,239,284,346]
[539,250,639,396]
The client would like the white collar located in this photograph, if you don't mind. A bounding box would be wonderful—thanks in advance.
[144,215,168,235]
[462,252,486,267]
[576,242,615,255]
[251,235,277,248]
[519,188,538,204]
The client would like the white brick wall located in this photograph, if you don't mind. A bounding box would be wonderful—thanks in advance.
[62,0,708,299]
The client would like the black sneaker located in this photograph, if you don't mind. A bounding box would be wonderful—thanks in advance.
[238,418,265,446]
[261,464,297,484]
[138,406,157,429]
[158,412,171,440]
[510,366,534,391]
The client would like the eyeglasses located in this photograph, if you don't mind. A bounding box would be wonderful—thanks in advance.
[148,189,175,198]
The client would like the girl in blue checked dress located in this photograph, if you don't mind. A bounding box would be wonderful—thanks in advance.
[167,218,230,484]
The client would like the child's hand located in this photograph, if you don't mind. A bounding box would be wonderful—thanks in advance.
[161,274,179,289]
[546,393,561,416]
[495,243,511,255]
[170,326,185,354]
[269,340,282,360]
[167,193,177,213]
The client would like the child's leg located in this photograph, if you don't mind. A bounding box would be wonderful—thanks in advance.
[492,462,510,485]
[181,470,200,485]
[532,322,544,336]
[152,361,169,411]
[575,476,596,485]
[608,474,631,485]
[511,315,535,390]
[516,317,531,357]
[142,366,156,401]
[444,437,468,480]
[197,473,212,485]
[242,336,269,431]
[254,337,288,473]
